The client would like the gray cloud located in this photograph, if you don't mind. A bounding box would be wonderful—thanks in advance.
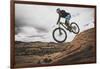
[15,16,49,35]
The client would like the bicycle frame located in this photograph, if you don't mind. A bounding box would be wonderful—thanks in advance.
[58,22,69,31]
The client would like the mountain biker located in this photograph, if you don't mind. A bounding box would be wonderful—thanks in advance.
[56,8,71,27]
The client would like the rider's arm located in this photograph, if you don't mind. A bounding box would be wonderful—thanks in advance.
[57,15,61,24]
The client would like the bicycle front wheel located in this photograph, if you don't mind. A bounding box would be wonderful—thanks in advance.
[52,28,67,43]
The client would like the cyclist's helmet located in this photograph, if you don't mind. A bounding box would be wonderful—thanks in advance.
[56,8,60,13]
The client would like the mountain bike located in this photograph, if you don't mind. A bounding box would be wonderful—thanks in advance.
[52,21,80,43]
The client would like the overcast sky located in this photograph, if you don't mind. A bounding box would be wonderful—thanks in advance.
[15,4,95,42]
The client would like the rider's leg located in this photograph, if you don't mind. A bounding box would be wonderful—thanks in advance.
[65,19,69,26]
[65,14,71,27]
[65,15,72,31]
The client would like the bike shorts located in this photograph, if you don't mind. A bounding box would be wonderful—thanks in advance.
[65,14,71,21]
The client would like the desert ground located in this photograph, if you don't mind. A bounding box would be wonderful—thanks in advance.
[15,28,96,68]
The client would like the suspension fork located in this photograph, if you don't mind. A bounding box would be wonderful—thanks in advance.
[58,22,62,35]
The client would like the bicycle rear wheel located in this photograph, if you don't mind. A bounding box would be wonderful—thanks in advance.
[52,28,67,43]
[70,22,80,34]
